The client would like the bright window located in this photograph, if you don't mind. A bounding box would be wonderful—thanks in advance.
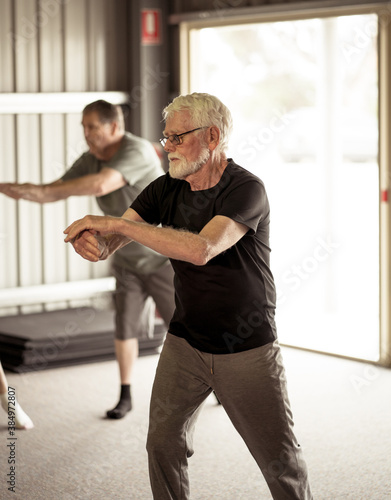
[188,14,379,361]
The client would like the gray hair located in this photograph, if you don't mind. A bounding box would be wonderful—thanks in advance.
[162,93,233,154]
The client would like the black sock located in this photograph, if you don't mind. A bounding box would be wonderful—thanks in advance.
[106,384,132,419]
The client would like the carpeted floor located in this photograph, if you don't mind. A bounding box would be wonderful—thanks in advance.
[1,346,390,499]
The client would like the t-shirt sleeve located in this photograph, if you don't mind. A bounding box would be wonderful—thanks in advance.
[103,138,162,188]
[217,178,269,235]
[130,176,165,225]
[61,153,96,181]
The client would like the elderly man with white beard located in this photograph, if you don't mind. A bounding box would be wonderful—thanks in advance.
[64,92,313,500]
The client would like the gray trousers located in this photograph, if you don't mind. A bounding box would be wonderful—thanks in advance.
[146,334,313,500]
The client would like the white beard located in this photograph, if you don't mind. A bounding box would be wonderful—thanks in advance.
[169,147,210,180]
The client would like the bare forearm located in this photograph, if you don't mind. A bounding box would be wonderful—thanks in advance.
[0,174,117,203]
[38,176,108,202]
[111,212,248,265]
[33,182,67,203]
[65,215,209,265]
[0,181,70,203]
[64,212,247,266]
[109,218,208,265]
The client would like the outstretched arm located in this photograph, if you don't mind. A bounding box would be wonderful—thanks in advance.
[64,208,249,266]
[0,167,126,203]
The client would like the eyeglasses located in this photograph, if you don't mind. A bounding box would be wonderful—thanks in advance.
[159,127,208,147]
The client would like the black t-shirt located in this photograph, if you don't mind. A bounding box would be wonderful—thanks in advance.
[131,159,277,354]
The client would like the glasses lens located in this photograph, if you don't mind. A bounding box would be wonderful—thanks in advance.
[171,135,180,146]
[160,133,185,147]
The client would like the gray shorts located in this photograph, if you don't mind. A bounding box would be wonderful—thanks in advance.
[112,261,175,340]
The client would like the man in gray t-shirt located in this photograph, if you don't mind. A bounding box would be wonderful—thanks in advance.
[0,100,175,419]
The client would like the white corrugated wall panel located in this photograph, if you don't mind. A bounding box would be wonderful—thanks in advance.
[41,113,69,311]
[41,115,67,281]
[0,0,18,311]
[39,2,67,309]
[14,0,40,92]
[39,0,64,92]
[13,0,42,312]
[63,0,106,294]
[0,0,18,312]
[0,0,14,91]
[89,0,107,91]
[64,0,88,91]
[16,115,43,314]
[64,112,95,287]
[0,115,19,315]
[0,0,129,313]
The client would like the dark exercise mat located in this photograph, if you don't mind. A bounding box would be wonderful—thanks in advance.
[0,307,165,372]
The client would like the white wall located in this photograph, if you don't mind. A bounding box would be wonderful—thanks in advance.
[0,0,130,315]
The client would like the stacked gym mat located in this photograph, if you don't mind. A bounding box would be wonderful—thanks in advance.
[0,307,165,373]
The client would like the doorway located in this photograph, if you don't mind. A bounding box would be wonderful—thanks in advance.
[187,14,380,361]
